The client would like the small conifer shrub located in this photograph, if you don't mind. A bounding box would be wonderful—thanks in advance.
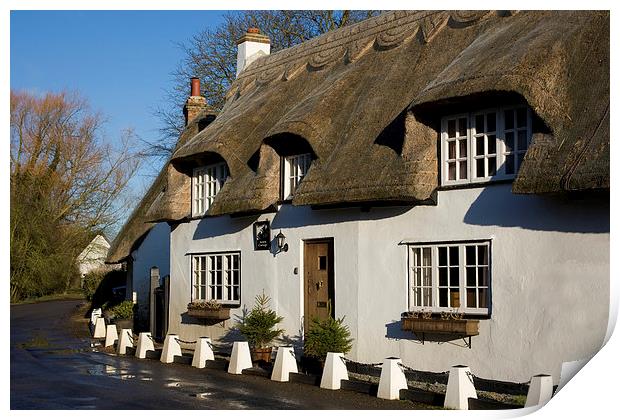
[236,292,284,349]
[303,316,353,361]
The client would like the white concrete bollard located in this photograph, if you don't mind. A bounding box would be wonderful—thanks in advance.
[160,334,183,363]
[192,337,215,368]
[104,324,118,347]
[525,374,554,407]
[92,317,106,338]
[444,365,477,410]
[227,341,252,374]
[271,346,298,382]
[90,308,102,325]
[116,328,133,355]
[320,352,349,390]
[377,357,408,400]
[135,332,155,359]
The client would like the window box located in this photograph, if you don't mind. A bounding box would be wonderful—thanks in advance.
[187,305,231,321]
[401,316,479,336]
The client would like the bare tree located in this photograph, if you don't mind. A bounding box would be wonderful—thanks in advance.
[149,10,380,159]
[10,90,141,300]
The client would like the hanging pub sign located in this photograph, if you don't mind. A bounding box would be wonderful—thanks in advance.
[253,221,271,251]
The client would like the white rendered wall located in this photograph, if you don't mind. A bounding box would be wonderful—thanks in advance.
[131,222,171,329]
[236,41,270,77]
[168,184,609,383]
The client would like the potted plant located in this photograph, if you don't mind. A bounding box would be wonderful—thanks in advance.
[236,292,284,365]
[303,315,353,374]
[187,299,230,321]
[106,300,135,334]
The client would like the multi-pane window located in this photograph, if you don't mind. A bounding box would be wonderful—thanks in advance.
[283,153,312,199]
[411,247,432,307]
[192,252,240,305]
[502,108,530,176]
[444,115,469,182]
[473,111,497,178]
[192,163,229,216]
[408,241,491,315]
[441,106,532,186]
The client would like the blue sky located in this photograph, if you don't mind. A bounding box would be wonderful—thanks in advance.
[10,10,226,196]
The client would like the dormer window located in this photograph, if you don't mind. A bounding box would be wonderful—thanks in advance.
[282,153,312,199]
[192,162,229,216]
[440,106,532,186]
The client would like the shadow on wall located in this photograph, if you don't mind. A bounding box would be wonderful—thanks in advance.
[192,202,422,240]
[463,184,609,233]
[176,308,246,354]
[193,306,304,354]
[385,320,478,348]
[385,320,412,340]
[214,312,247,354]
[180,312,230,328]
[192,214,258,240]
[271,204,415,230]
[280,330,305,356]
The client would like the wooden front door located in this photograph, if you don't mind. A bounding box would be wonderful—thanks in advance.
[304,239,334,334]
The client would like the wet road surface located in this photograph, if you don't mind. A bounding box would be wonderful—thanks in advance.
[11,300,419,409]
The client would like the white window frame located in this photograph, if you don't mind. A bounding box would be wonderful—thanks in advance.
[407,241,491,316]
[192,162,229,217]
[441,106,532,186]
[282,153,312,199]
[191,252,241,305]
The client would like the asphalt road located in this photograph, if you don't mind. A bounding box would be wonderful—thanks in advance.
[11,299,420,410]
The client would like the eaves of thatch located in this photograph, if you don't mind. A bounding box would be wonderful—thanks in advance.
[110,10,609,262]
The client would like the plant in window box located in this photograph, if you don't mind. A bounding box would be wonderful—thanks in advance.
[402,309,479,336]
[236,292,284,365]
[187,299,231,321]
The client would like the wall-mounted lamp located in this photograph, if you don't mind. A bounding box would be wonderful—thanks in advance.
[275,230,288,253]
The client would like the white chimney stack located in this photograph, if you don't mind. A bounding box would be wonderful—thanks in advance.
[236,28,270,77]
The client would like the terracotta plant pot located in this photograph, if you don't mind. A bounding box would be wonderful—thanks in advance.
[250,347,273,364]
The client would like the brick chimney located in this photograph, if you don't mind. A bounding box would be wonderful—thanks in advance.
[183,77,207,126]
[236,28,270,77]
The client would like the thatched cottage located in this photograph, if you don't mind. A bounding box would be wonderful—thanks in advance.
[77,234,113,278]
[107,10,609,384]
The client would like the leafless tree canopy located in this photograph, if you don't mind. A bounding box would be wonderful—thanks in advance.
[149,10,380,158]
[10,90,140,300]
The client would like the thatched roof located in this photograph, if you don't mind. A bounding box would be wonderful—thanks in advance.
[108,10,609,262]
